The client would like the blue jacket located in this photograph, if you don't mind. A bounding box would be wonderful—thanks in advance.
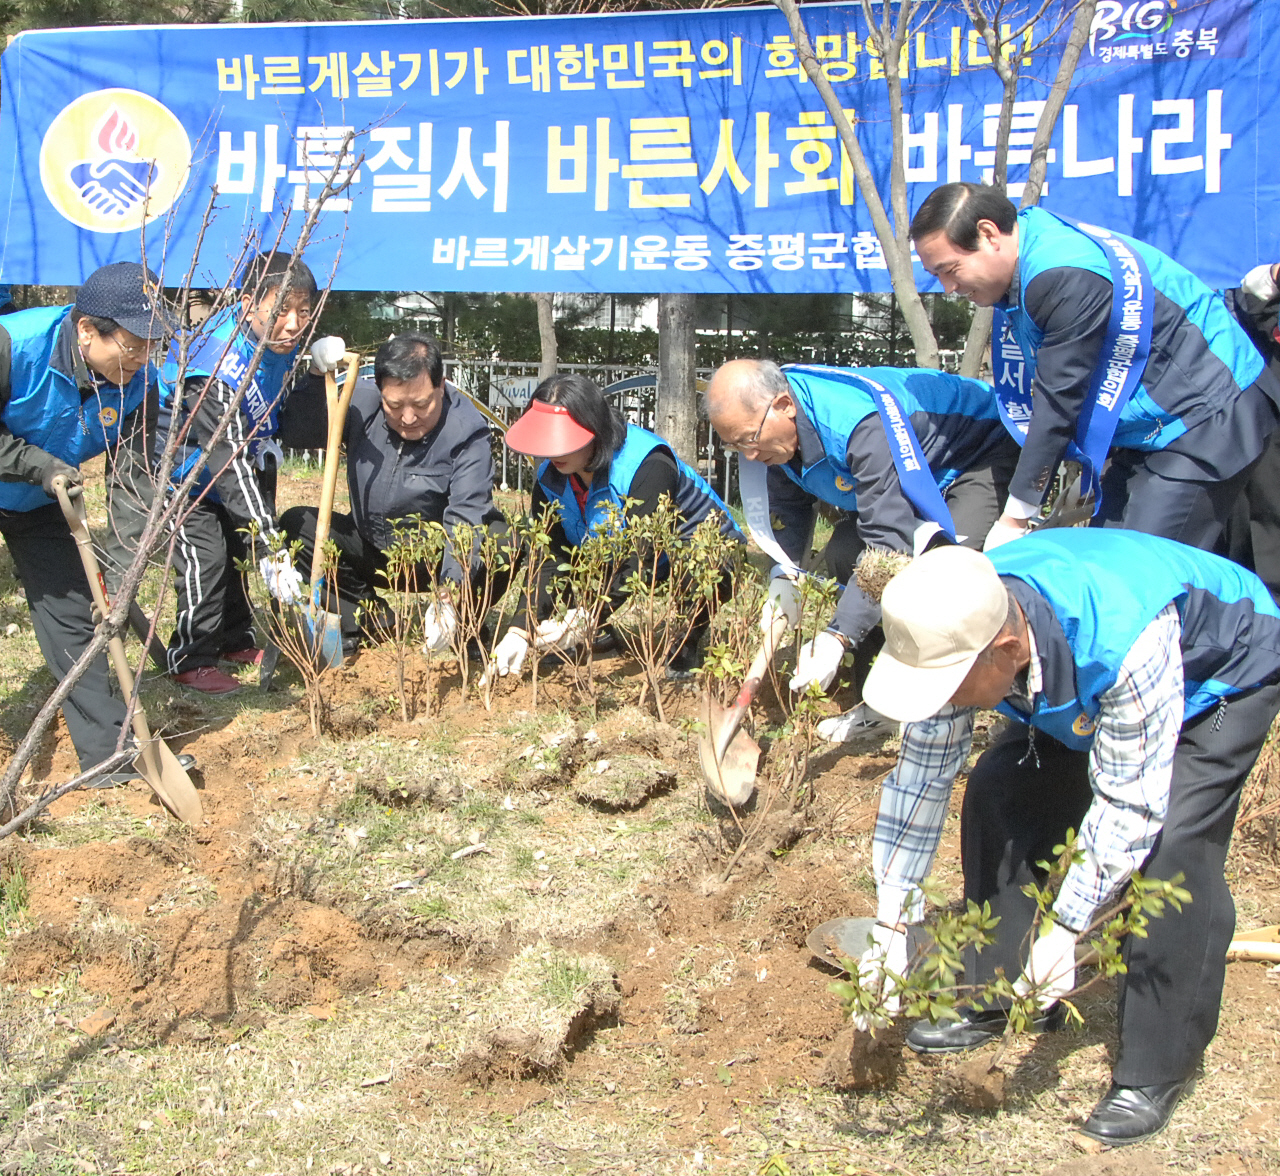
[775,364,1009,514]
[536,424,739,546]
[766,365,1016,644]
[1000,206,1275,503]
[990,529,1280,750]
[0,304,151,513]
[155,311,297,508]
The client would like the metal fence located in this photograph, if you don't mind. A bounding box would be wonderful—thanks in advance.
[444,359,737,503]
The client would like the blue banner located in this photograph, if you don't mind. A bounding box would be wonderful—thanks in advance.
[0,0,1275,291]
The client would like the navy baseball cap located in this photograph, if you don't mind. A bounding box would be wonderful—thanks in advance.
[76,262,177,340]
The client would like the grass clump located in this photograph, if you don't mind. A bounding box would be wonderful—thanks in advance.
[455,945,620,1082]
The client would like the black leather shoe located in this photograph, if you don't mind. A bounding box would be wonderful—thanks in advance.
[1080,1078,1192,1145]
[905,1002,1066,1054]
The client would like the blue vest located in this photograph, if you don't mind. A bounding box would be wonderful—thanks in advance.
[536,424,739,546]
[1006,206,1264,452]
[779,364,1003,511]
[0,305,151,513]
[156,311,297,500]
[990,529,1280,750]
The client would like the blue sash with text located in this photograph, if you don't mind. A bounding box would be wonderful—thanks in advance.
[991,213,1154,513]
[864,375,957,541]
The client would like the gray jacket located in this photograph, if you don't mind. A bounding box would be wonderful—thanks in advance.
[345,378,501,581]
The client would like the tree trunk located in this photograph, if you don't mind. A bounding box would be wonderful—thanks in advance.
[536,292,557,380]
[958,0,1097,378]
[657,294,698,465]
[774,0,940,368]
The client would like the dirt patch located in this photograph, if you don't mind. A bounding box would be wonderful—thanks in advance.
[820,1024,902,1090]
[942,1051,1009,1110]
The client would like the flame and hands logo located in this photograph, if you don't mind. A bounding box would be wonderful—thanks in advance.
[69,108,157,218]
[40,89,191,233]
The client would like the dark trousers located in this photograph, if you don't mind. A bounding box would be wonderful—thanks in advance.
[0,503,128,770]
[167,499,259,674]
[167,463,277,675]
[961,679,1280,1084]
[279,506,510,639]
[1223,428,1280,604]
[1096,447,1261,550]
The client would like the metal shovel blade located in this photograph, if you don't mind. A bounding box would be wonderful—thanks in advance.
[806,916,935,974]
[258,640,283,691]
[132,736,203,824]
[305,603,345,669]
[698,691,760,808]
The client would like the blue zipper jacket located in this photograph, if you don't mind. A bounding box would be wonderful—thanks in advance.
[0,305,151,513]
[536,424,739,546]
[990,528,1280,750]
[154,311,296,528]
[767,364,1016,643]
[999,206,1276,504]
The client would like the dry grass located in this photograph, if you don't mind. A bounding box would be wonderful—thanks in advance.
[4,464,1280,1175]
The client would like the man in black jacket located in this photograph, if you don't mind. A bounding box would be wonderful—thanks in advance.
[1222,262,1280,601]
[279,334,506,652]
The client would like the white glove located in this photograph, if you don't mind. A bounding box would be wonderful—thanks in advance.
[1240,261,1280,304]
[1014,920,1077,1009]
[760,572,802,632]
[533,607,592,653]
[421,600,458,654]
[490,629,529,677]
[816,702,898,744]
[853,922,910,1031]
[789,630,847,694]
[259,552,305,604]
[310,335,347,373]
[983,516,1031,552]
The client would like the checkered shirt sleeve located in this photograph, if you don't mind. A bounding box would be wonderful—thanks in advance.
[1053,603,1184,933]
[872,704,975,924]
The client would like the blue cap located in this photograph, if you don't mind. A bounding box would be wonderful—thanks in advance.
[75,262,177,340]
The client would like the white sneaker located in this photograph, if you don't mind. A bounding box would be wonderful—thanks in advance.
[816,703,898,745]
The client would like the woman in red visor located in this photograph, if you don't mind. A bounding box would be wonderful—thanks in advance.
[491,373,743,679]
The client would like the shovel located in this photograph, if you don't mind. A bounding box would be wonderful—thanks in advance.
[698,610,790,808]
[260,352,360,686]
[305,352,361,666]
[53,477,203,824]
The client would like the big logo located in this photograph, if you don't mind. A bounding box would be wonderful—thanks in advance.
[1090,0,1177,52]
[39,89,191,234]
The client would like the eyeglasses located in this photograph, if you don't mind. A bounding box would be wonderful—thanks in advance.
[112,333,165,362]
[726,399,774,454]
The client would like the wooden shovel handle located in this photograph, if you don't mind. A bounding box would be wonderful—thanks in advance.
[309,352,361,592]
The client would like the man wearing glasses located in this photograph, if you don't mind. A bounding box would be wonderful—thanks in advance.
[705,359,1018,737]
[0,261,181,784]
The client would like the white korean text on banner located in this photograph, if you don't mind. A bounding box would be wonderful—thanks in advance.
[0,0,1272,290]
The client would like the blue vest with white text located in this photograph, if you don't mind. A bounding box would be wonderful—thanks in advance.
[989,529,1280,750]
[536,424,738,546]
[1005,206,1264,451]
[0,304,150,513]
[779,364,1003,511]
[155,312,297,500]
